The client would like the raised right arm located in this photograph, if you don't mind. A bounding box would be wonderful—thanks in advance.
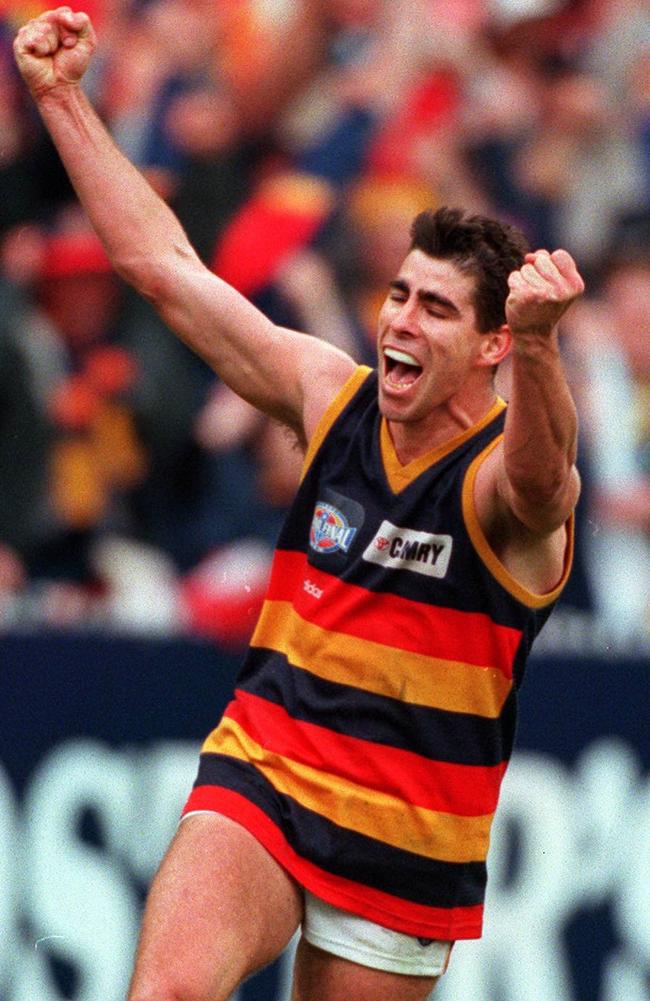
[14,7,356,441]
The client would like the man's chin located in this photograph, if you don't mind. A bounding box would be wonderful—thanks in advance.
[378,395,417,424]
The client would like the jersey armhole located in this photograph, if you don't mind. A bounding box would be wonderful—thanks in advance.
[300,365,373,481]
[461,435,575,609]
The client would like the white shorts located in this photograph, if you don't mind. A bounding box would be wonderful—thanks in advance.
[302,892,453,978]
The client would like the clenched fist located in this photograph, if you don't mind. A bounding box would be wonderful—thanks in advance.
[506,249,585,336]
[13,6,96,97]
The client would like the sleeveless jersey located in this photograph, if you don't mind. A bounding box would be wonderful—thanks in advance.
[183,366,573,940]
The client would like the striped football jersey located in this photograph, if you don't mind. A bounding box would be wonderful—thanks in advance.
[183,366,573,940]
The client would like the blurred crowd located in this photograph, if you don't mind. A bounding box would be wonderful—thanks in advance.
[0,0,648,646]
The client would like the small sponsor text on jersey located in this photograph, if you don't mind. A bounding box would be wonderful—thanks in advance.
[363,521,453,578]
[303,579,324,599]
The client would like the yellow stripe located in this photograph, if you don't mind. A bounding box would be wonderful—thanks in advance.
[204,716,493,863]
[251,600,511,718]
[461,435,575,608]
[301,366,372,481]
[381,397,507,494]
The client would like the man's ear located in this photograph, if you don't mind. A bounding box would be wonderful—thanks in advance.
[477,324,512,368]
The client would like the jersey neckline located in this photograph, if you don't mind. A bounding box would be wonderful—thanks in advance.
[380,397,507,495]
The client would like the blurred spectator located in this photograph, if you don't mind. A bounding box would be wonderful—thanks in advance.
[3,0,650,638]
[0,253,51,587]
[41,229,144,526]
[513,60,646,271]
[314,174,440,360]
[564,214,650,636]
[0,212,148,589]
[583,0,650,101]
[465,23,647,267]
[180,536,273,649]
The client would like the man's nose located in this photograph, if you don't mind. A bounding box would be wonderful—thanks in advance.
[393,298,419,336]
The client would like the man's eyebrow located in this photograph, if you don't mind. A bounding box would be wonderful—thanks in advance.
[389,279,461,316]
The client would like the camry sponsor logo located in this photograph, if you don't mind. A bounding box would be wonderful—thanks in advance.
[363,521,453,578]
[309,501,357,555]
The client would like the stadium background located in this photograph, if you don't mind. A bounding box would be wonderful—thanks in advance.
[0,0,649,999]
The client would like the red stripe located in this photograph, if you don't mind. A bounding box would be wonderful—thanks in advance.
[182,786,483,940]
[265,549,521,677]
[226,691,505,816]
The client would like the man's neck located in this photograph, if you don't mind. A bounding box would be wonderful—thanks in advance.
[386,390,499,466]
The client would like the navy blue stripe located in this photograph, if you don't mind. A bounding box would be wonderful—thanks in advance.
[194,752,487,909]
[236,649,511,767]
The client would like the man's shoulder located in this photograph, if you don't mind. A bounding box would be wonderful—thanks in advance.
[302,359,373,442]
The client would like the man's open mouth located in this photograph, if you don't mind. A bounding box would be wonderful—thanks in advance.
[384,347,423,388]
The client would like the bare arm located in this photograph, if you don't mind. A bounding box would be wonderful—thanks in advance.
[499,249,584,533]
[474,249,584,592]
[13,7,355,440]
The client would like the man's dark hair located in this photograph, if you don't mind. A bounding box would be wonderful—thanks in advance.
[409,207,530,332]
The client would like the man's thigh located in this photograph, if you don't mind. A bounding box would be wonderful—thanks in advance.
[127,812,303,1001]
[291,938,440,1001]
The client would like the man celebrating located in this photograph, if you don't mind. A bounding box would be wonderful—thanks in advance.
[15,8,584,1001]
